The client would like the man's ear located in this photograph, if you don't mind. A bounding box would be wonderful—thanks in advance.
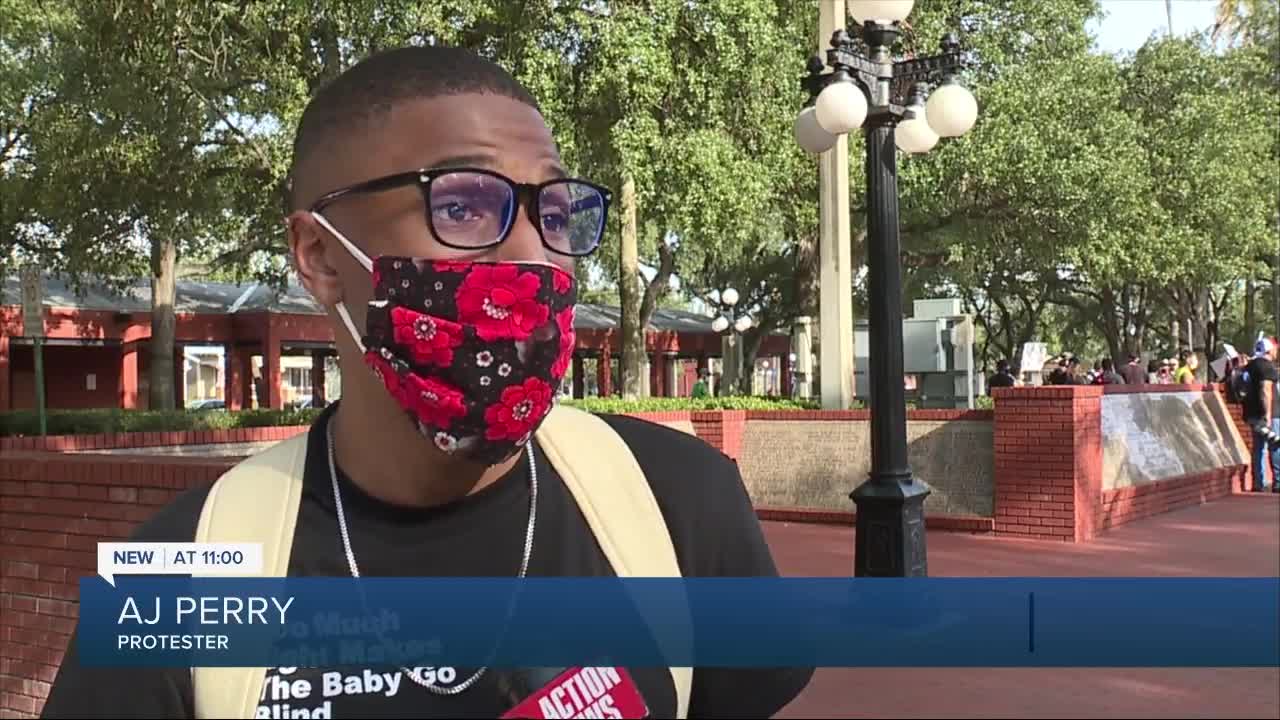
[287,211,342,306]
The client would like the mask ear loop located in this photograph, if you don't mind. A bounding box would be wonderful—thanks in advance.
[312,211,372,354]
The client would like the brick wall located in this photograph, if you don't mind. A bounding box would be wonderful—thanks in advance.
[1099,467,1243,530]
[0,452,236,718]
[992,385,1249,543]
[993,386,1101,542]
[0,425,309,453]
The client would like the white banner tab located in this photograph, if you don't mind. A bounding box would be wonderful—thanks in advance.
[97,543,263,586]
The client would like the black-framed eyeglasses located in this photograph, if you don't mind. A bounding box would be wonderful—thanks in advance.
[309,167,612,257]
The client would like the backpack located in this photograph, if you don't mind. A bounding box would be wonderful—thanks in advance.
[1229,367,1251,404]
[190,405,691,719]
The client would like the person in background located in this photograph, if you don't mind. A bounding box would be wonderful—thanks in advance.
[1047,356,1073,385]
[1085,359,1102,385]
[691,368,710,398]
[1173,350,1199,384]
[1094,358,1124,385]
[1242,337,1280,493]
[1067,356,1085,384]
[1147,358,1162,383]
[1120,353,1146,385]
[1157,359,1175,384]
[987,359,1016,394]
[1221,353,1247,403]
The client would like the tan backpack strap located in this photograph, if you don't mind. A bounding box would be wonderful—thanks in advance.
[191,433,308,719]
[535,406,692,719]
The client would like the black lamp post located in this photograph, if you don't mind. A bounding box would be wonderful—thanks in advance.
[793,2,977,577]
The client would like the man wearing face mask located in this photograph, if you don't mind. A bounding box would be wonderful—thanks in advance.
[42,47,812,719]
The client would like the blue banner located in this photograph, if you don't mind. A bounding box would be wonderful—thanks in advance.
[77,577,1280,668]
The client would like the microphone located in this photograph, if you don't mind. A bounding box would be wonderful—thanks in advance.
[498,667,650,719]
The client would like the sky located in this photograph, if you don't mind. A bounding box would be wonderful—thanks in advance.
[1088,0,1220,55]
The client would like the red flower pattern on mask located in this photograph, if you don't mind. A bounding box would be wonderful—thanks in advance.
[390,306,463,366]
[484,377,554,441]
[405,373,467,429]
[552,269,573,294]
[456,264,549,341]
[433,260,471,273]
[552,306,576,378]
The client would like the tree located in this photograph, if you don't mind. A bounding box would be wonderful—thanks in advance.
[14,1,545,407]
[568,0,819,396]
[1123,36,1278,361]
[896,1,1163,366]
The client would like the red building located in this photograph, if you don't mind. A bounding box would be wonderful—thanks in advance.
[1,273,791,411]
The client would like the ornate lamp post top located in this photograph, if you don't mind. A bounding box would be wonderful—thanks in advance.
[794,4,977,155]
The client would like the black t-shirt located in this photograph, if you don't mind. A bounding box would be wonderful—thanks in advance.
[42,405,812,719]
[1243,357,1280,422]
[1047,368,1076,385]
[987,371,1015,392]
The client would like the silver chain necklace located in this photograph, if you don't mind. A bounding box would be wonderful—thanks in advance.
[325,419,538,695]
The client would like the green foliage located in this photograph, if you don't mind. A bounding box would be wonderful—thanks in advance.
[0,407,322,437]
[6,0,1276,379]
[560,395,820,413]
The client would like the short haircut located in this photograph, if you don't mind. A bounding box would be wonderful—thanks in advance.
[287,45,541,211]
[1101,358,1114,371]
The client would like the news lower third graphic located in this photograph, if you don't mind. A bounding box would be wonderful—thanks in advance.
[85,542,1280,668]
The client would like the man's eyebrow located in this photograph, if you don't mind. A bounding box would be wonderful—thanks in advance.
[426,154,569,180]
[426,154,499,170]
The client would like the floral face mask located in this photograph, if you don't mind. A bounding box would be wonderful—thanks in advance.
[318,215,577,466]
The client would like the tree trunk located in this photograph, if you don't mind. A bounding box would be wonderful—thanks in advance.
[149,237,178,410]
[1245,276,1256,344]
[741,326,768,396]
[793,231,819,317]
[638,240,676,352]
[618,175,643,400]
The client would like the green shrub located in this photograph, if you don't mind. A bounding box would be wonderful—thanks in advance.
[560,395,821,414]
[0,407,323,437]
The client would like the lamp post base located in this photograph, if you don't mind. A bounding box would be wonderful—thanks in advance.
[850,476,930,577]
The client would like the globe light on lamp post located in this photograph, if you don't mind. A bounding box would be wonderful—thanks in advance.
[794,9,977,577]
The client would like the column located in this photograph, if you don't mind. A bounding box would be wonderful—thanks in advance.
[245,349,258,408]
[992,386,1101,542]
[664,352,679,397]
[793,316,814,400]
[311,350,327,406]
[817,0,855,410]
[264,321,282,409]
[572,355,585,399]
[119,343,139,409]
[597,344,613,397]
[781,352,793,397]
[226,345,243,411]
[0,333,9,411]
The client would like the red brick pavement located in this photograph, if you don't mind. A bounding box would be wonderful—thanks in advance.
[767,494,1280,718]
